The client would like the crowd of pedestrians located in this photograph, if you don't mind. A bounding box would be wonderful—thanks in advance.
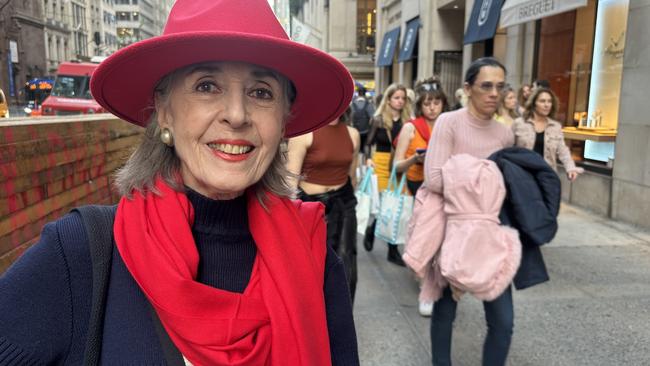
[345,58,578,365]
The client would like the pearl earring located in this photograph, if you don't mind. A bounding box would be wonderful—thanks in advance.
[160,128,174,146]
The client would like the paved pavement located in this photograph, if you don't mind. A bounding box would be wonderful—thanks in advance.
[353,204,650,366]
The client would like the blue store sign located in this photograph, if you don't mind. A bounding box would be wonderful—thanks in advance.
[464,0,505,44]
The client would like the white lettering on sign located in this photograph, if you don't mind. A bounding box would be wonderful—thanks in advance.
[403,28,414,52]
[478,0,493,26]
[384,37,393,59]
[9,41,18,63]
[518,0,555,20]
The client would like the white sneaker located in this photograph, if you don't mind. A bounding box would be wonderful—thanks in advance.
[418,301,433,317]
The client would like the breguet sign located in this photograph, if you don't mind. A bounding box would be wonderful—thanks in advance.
[518,0,555,19]
[500,0,587,28]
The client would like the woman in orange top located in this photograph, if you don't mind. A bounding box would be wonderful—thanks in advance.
[394,78,448,195]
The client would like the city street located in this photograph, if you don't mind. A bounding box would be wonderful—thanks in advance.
[354,204,650,366]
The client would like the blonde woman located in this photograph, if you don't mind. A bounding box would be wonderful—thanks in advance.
[495,86,519,127]
[517,83,531,116]
[362,83,412,265]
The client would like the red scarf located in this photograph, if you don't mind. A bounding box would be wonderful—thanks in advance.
[411,117,432,143]
[114,178,331,366]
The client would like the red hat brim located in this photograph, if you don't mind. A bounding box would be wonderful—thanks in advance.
[90,32,354,137]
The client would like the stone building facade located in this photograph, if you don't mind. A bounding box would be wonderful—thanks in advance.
[0,0,47,105]
[374,0,465,97]
[294,0,375,84]
[116,0,173,47]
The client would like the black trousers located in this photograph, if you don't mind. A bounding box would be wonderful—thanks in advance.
[299,181,358,303]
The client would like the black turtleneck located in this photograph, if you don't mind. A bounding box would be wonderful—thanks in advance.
[181,188,359,363]
[185,187,256,293]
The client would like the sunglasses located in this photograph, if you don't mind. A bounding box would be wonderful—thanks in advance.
[417,83,439,92]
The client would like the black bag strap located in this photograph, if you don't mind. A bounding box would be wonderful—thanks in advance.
[147,303,185,365]
[76,204,184,365]
[75,205,117,366]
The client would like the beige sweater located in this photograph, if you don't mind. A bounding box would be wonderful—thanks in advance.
[424,108,515,193]
[511,117,580,173]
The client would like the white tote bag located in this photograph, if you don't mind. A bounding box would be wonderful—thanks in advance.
[369,172,380,215]
[355,167,375,235]
[375,167,414,245]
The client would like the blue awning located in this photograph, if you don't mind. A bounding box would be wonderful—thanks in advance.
[376,27,400,67]
[398,17,420,62]
[464,0,505,44]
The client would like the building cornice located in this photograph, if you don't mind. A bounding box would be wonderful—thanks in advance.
[13,13,45,29]
[381,0,401,11]
[43,18,72,34]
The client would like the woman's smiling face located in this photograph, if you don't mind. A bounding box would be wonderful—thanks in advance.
[157,61,287,200]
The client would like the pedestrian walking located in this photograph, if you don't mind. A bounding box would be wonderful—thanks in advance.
[362,83,412,265]
[406,57,517,366]
[495,86,519,127]
[451,87,467,110]
[512,87,583,181]
[286,106,361,303]
[0,1,359,365]
[393,78,448,317]
[517,83,531,116]
[351,86,375,156]
[394,77,448,196]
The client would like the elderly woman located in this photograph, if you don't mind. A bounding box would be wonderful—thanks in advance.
[0,1,359,365]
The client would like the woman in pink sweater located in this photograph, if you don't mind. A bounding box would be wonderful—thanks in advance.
[423,58,515,366]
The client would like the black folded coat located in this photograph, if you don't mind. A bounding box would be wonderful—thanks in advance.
[489,147,562,290]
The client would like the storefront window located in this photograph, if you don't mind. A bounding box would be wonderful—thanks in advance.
[584,0,629,162]
[535,0,630,167]
[357,0,376,54]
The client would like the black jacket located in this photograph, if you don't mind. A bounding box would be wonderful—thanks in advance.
[489,147,561,290]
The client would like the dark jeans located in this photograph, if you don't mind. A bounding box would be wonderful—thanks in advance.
[406,179,423,196]
[299,181,358,303]
[431,286,513,366]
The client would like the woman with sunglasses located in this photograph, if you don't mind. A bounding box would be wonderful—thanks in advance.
[404,58,516,366]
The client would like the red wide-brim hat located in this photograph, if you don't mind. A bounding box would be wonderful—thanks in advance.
[90,0,353,137]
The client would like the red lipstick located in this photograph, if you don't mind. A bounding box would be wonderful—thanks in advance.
[207,139,255,162]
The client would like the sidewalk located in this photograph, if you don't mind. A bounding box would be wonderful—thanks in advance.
[353,204,650,366]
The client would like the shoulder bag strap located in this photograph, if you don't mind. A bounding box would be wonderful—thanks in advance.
[75,205,117,366]
[76,204,185,365]
[147,303,185,365]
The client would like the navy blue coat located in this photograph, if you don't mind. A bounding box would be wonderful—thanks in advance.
[489,147,561,290]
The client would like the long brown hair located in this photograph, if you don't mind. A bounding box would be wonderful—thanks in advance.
[517,83,531,108]
[498,86,518,119]
[524,88,559,121]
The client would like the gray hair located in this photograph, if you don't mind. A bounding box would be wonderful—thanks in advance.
[114,63,298,205]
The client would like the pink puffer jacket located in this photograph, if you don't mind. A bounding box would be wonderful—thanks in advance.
[404,154,521,301]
